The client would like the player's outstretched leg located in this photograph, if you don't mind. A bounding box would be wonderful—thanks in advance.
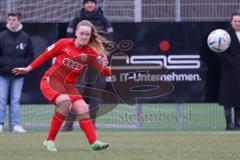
[72,100,110,151]
[79,117,110,151]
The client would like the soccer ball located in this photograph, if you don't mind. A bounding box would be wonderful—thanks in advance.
[207,29,231,53]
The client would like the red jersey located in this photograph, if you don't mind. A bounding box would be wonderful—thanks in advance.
[30,38,111,84]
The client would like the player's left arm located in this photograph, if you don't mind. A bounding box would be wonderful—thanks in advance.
[89,49,111,76]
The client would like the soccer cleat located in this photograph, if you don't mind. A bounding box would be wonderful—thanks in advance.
[90,140,109,151]
[12,125,26,133]
[43,140,58,152]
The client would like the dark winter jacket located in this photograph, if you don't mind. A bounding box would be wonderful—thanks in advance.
[217,27,240,107]
[0,24,34,75]
[66,7,113,40]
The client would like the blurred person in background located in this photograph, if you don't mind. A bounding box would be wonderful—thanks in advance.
[62,0,113,131]
[217,12,240,131]
[0,12,34,133]
[200,12,240,131]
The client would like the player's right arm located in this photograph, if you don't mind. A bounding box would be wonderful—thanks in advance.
[12,39,64,75]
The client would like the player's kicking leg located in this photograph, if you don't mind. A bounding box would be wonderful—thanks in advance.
[72,99,110,151]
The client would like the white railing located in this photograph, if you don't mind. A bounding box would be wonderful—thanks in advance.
[0,0,240,22]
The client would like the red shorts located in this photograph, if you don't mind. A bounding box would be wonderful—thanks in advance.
[40,77,83,104]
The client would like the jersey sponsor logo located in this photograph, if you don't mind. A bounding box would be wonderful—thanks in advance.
[63,58,82,70]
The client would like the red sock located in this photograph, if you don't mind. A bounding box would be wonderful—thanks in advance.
[79,118,97,144]
[47,112,66,141]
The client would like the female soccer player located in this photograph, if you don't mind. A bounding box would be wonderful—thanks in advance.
[12,20,111,151]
